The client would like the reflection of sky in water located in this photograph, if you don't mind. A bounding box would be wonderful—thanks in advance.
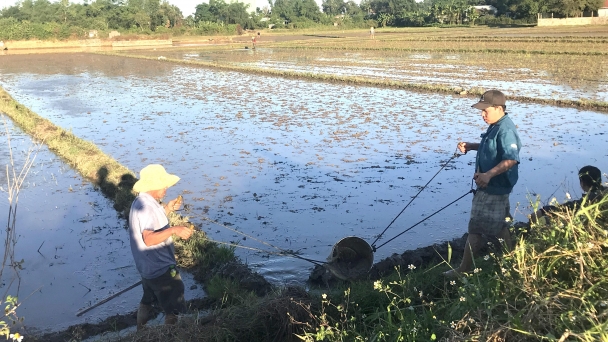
[1,55,607,309]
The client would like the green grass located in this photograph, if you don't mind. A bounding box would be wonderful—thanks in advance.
[298,195,608,341]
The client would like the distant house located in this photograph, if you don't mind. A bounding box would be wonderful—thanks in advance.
[473,5,497,15]
[109,31,121,39]
[88,30,98,38]
[599,0,608,17]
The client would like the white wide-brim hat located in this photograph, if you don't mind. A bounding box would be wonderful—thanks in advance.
[133,164,180,193]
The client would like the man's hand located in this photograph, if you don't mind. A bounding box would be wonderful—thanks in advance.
[457,142,479,154]
[473,172,492,188]
[474,160,517,189]
[457,142,467,154]
[172,226,193,240]
[166,197,182,212]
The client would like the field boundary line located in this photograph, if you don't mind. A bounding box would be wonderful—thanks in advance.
[270,45,608,56]
[98,52,608,113]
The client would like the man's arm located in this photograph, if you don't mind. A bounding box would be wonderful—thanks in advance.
[457,142,480,153]
[142,226,192,247]
[474,159,518,188]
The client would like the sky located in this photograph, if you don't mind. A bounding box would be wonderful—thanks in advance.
[0,0,294,16]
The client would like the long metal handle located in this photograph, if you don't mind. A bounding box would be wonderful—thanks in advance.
[76,280,142,317]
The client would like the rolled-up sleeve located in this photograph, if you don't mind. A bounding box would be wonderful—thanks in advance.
[498,130,520,163]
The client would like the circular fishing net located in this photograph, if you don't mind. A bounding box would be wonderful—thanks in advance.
[325,236,374,280]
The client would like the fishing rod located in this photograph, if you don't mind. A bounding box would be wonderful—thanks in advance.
[201,217,327,266]
[370,149,466,252]
[76,215,329,317]
[76,280,142,317]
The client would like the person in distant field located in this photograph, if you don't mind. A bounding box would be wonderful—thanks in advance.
[369,26,375,39]
[252,35,257,49]
[444,90,521,278]
[529,165,607,223]
[129,164,193,330]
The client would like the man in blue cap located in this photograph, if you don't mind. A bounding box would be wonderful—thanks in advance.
[445,90,522,277]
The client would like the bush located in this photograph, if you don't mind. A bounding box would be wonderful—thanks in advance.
[476,15,536,26]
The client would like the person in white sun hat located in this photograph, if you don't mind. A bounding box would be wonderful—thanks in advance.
[128,164,193,330]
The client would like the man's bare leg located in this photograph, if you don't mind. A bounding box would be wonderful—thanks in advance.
[457,233,482,273]
[137,303,153,331]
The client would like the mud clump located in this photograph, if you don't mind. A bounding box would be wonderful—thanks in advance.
[203,261,272,296]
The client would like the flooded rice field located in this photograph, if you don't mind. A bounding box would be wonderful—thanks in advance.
[127,47,608,102]
[0,51,607,333]
[0,118,202,334]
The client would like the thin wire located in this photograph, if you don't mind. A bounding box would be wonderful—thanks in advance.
[373,189,474,251]
[371,150,463,248]
[202,217,327,266]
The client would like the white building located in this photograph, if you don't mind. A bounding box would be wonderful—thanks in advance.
[473,5,497,15]
[599,0,608,17]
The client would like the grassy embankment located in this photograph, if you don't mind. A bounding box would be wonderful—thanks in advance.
[0,87,254,310]
[102,196,608,342]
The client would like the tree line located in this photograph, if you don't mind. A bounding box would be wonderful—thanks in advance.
[0,0,605,40]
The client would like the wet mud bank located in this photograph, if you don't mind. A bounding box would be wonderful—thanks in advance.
[310,222,530,286]
[32,227,518,342]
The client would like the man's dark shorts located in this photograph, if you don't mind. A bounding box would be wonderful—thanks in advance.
[468,191,511,236]
[140,267,186,315]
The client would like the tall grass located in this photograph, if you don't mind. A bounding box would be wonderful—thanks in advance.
[0,115,41,341]
[297,195,608,341]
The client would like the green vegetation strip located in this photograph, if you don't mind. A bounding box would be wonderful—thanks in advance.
[275,44,608,56]
[99,52,608,113]
[379,35,608,42]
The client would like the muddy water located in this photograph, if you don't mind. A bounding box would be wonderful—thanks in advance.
[0,118,202,334]
[128,48,608,102]
[0,53,607,332]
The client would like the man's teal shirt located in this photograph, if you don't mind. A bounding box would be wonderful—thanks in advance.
[476,114,521,195]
